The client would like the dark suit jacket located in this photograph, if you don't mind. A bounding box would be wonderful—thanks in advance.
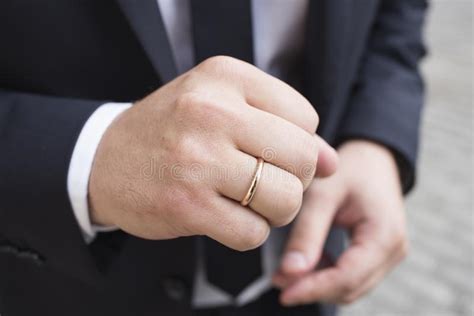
[0,1,427,315]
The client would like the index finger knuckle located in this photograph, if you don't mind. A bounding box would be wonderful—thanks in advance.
[197,55,244,75]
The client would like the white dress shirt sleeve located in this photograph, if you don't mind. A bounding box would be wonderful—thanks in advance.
[67,102,132,243]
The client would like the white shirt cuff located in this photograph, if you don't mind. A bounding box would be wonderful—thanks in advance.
[67,102,132,243]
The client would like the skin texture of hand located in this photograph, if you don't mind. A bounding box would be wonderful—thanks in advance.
[88,56,338,251]
[272,140,408,306]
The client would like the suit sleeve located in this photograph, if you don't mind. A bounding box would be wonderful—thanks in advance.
[336,0,428,193]
[0,90,105,284]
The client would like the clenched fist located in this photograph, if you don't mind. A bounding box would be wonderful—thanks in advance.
[88,56,338,251]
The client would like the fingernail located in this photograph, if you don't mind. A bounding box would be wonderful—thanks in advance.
[281,251,308,273]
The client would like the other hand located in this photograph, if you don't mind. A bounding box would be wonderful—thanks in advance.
[273,140,408,305]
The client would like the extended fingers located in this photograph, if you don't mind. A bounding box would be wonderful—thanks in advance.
[279,219,409,306]
[280,242,386,305]
[278,186,339,275]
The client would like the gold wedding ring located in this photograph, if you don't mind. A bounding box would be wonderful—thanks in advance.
[241,157,264,206]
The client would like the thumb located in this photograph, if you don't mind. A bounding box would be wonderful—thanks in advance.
[314,136,339,178]
[279,182,343,276]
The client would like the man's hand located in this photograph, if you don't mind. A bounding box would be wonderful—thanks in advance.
[88,56,338,251]
[273,140,408,305]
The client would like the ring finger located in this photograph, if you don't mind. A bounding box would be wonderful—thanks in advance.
[217,147,303,227]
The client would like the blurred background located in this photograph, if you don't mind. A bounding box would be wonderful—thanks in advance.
[341,1,473,315]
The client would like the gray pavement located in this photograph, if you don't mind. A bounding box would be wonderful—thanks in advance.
[341,1,473,316]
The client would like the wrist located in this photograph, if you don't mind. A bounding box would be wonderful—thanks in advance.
[87,105,132,228]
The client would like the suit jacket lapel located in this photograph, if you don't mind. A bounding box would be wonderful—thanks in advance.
[116,0,177,83]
